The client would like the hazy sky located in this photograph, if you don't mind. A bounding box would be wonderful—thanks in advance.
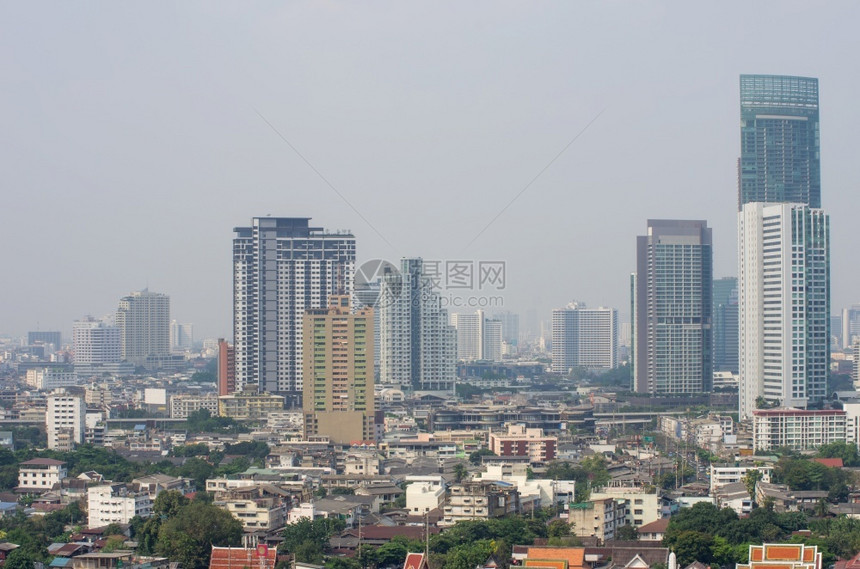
[3,1,860,341]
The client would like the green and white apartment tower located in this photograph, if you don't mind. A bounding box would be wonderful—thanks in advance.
[737,75,830,419]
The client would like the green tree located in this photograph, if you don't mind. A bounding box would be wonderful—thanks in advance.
[453,463,469,483]
[742,469,763,502]
[817,441,860,466]
[547,519,572,539]
[615,524,639,541]
[665,530,714,567]
[282,517,346,562]
[154,501,243,569]
[469,449,496,466]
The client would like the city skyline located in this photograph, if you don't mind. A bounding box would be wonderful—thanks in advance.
[4,3,860,342]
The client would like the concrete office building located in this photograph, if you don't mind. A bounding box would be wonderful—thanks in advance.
[233,217,355,404]
[632,220,713,394]
[302,295,375,444]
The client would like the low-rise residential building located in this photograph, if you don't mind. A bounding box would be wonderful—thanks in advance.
[589,486,660,528]
[87,483,153,528]
[715,482,753,515]
[406,476,446,515]
[709,463,773,493]
[214,485,291,531]
[218,389,284,420]
[440,480,520,526]
[18,458,67,492]
[488,424,557,464]
[567,497,626,543]
[752,409,847,451]
[170,394,218,419]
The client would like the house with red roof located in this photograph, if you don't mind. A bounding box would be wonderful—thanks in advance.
[209,546,277,569]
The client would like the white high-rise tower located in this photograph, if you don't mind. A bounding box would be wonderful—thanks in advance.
[738,203,830,419]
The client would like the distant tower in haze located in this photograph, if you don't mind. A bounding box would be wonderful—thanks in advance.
[632,220,713,394]
[712,277,739,374]
[115,290,170,365]
[73,317,121,365]
[232,217,355,405]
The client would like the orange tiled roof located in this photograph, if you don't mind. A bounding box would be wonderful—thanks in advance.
[209,547,276,569]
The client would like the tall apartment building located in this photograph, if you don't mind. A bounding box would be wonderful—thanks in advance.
[73,317,121,365]
[170,321,193,352]
[493,311,520,346]
[713,277,739,374]
[233,217,355,404]
[752,409,845,451]
[737,75,829,420]
[551,302,618,373]
[739,75,820,210]
[738,203,829,419]
[116,290,170,364]
[632,220,713,394]
[452,310,502,362]
[378,258,456,394]
[843,306,860,350]
[46,390,85,451]
[302,295,374,444]
[217,339,236,396]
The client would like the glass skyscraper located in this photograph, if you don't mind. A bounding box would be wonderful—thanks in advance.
[632,220,713,394]
[712,277,739,374]
[739,74,820,209]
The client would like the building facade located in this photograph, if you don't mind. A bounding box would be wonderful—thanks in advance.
[739,75,820,210]
[47,391,85,451]
[217,339,236,396]
[632,220,713,394]
[18,458,67,491]
[377,258,456,394]
[551,302,618,373]
[73,318,121,365]
[233,217,355,403]
[738,203,830,419]
[713,277,739,374]
[488,424,557,464]
[452,310,502,363]
[752,409,846,451]
[116,290,171,364]
[302,295,375,444]
[87,484,153,528]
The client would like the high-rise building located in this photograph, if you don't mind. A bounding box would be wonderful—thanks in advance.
[739,75,820,210]
[47,390,85,451]
[233,217,355,404]
[842,306,860,350]
[452,311,502,362]
[632,220,713,394]
[116,290,170,364]
[452,312,483,362]
[217,339,236,396]
[28,331,61,350]
[170,321,194,352]
[302,295,374,444]
[378,258,456,394]
[483,319,502,362]
[551,302,618,373]
[713,277,739,374]
[493,311,520,346]
[738,203,830,419]
[73,317,121,365]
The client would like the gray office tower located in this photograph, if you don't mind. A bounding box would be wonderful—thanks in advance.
[632,220,713,394]
[28,331,61,349]
[232,217,355,405]
[713,277,739,374]
[739,75,820,209]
